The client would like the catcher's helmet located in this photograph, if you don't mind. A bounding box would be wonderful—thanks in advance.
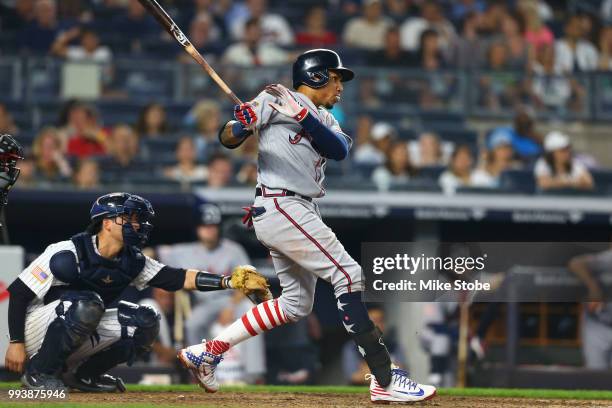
[90,192,155,247]
[0,134,24,205]
[292,49,355,90]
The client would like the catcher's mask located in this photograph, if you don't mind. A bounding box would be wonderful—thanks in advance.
[90,192,155,247]
[0,134,24,205]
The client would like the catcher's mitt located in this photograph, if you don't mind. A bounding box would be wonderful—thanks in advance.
[229,265,273,304]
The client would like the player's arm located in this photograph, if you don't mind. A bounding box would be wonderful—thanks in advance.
[265,84,350,160]
[568,254,602,300]
[5,279,36,373]
[140,256,271,302]
[218,120,253,149]
[143,266,230,292]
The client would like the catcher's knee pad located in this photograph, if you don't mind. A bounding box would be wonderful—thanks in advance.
[277,293,313,322]
[117,301,160,353]
[57,290,105,342]
[29,291,104,375]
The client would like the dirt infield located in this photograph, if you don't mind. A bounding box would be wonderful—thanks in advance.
[11,391,610,407]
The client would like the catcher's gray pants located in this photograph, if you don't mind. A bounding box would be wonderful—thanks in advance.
[582,312,612,369]
[252,193,363,322]
[24,299,137,370]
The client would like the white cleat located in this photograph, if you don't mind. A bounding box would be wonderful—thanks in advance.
[177,341,223,393]
[367,367,437,403]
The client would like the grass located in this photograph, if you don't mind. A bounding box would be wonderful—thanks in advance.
[1,382,612,406]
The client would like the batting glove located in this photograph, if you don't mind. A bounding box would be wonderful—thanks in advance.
[265,84,308,122]
[234,103,258,127]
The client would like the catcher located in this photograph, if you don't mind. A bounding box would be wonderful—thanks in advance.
[4,192,270,392]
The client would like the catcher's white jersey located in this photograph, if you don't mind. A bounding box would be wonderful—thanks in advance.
[249,89,352,198]
[19,237,165,361]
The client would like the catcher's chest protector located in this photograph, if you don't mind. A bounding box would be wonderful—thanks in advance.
[47,233,145,305]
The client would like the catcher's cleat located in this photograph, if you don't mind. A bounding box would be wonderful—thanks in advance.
[178,340,223,393]
[367,367,436,403]
[21,370,67,391]
[62,372,126,393]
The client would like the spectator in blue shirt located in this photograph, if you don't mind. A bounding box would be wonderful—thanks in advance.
[488,107,543,163]
[21,0,63,53]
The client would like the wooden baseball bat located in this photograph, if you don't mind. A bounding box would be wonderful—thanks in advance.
[137,0,242,105]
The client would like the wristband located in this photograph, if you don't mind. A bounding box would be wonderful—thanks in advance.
[232,121,253,139]
[195,271,225,291]
[294,108,308,122]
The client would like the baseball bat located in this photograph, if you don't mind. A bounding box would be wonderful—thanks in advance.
[137,0,242,105]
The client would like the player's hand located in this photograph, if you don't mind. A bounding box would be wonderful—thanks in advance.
[5,342,26,373]
[228,265,273,304]
[265,84,308,121]
[234,103,258,127]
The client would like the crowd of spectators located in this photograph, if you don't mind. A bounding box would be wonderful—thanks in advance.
[1,0,611,195]
[5,95,605,195]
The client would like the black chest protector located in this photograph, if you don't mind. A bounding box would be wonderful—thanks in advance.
[44,233,145,306]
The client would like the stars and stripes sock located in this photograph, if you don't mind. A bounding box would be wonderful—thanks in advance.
[337,291,374,335]
[210,299,288,352]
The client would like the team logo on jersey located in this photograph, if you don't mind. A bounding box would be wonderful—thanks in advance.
[31,266,48,283]
[101,275,113,284]
[289,129,313,145]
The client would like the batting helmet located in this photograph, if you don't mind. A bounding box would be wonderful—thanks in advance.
[197,203,222,226]
[292,49,355,90]
[90,192,155,247]
[0,134,23,205]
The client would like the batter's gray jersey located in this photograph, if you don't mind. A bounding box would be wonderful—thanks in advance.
[249,89,352,198]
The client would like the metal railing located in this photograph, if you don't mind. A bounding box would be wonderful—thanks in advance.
[1,56,612,122]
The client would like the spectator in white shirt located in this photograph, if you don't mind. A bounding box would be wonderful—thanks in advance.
[163,136,208,185]
[222,17,289,67]
[51,27,112,65]
[372,140,415,191]
[354,121,395,166]
[342,0,393,51]
[555,15,599,73]
[438,145,474,194]
[534,131,594,191]
[409,131,452,169]
[400,0,456,52]
[230,0,294,46]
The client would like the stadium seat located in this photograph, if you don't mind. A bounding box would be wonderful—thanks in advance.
[415,166,446,182]
[389,180,442,193]
[500,170,536,194]
[590,170,612,195]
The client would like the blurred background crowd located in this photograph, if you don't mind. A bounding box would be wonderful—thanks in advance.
[2,0,612,388]
[1,0,612,195]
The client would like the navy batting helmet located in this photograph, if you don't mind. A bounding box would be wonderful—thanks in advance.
[90,192,155,247]
[292,49,355,90]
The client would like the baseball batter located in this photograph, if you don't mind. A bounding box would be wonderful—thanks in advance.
[179,49,436,403]
[4,192,270,392]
